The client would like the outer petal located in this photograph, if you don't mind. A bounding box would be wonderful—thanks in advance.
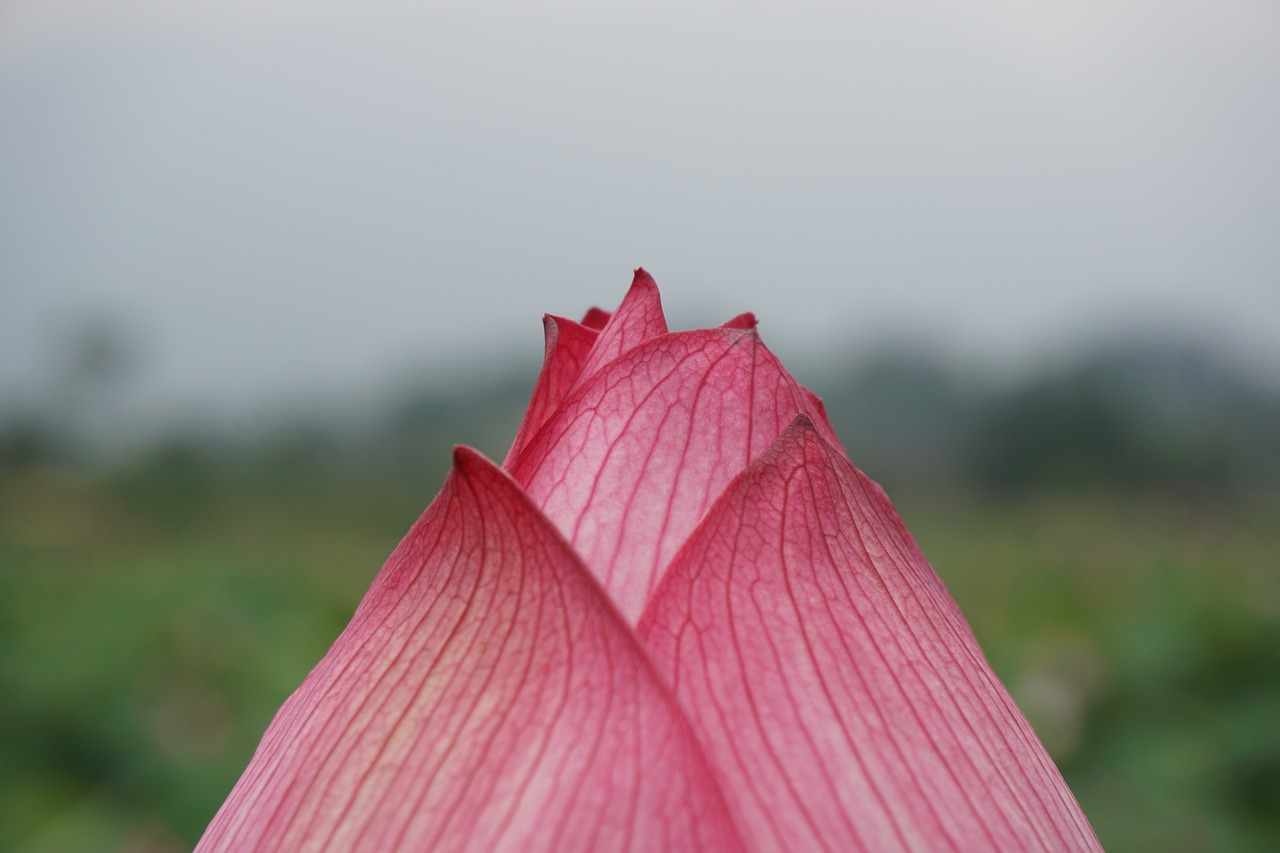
[637,418,1101,852]
[503,315,600,468]
[199,448,743,852]
[510,327,842,623]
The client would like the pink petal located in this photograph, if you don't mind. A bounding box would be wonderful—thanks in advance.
[502,315,600,469]
[637,417,1101,852]
[579,306,612,330]
[717,311,840,442]
[502,272,664,470]
[510,327,842,623]
[199,448,743,852]
[571,268,669,388]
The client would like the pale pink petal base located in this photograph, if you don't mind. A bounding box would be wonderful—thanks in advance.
[198,448,742,852]
[638,418,1101,852]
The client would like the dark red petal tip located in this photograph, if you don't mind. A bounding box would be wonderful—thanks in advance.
[451,444,492,473]
[785,411,817,433]
[580,307,611,329]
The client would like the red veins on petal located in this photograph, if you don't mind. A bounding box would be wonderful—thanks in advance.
[572,268,669,388]
[199,448,743,853]
[510,328,842,624]
[504,272,663,469]
[637,417,1102,853]
[503,315,600,469]
[715,310,840,444]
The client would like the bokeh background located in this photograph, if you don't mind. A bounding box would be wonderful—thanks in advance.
[2,1,1278,850]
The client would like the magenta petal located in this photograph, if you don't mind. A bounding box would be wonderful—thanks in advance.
[720,311,758,330]
[199,448,742,852]
[503,315,600,469]
[637,418,1101,852]
[571,267,669,387]
[510,328,841,623]
[579,306,612,330]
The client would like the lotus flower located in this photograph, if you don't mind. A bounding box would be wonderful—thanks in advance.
[199,271,1100,851]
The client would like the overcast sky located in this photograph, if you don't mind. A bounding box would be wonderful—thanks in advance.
[2,0,1278,433]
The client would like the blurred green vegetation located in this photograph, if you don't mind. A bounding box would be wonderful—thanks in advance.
[1,341,1277,851]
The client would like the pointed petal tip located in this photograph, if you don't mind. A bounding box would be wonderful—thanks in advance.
[580,306,611,329]
[451,444,475,467]
[451,444,495,477]
[541,313,573,338]
[787,411,818,434]
[207,433,747,852]
[541,313,559,345]
[721,311,758,330]
[631,267,658,289]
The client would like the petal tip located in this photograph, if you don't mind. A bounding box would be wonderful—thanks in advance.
[541,313,560,343]
[773,413,828,455]
[631,267,658,289]
[541,313,580,346]
[452,444,494,476]
[580,306,611,329]
[788,412,818,433]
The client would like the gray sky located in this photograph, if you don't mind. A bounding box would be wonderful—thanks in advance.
[3,0,1278,432]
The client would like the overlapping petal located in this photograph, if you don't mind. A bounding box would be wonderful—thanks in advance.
[638,417,1101,852]
[509,326,842,623]
[571,268,669,387]
[502,315,600,468]
[199,448,742,852]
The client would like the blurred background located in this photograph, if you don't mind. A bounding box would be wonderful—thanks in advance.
[2,1,1278,850]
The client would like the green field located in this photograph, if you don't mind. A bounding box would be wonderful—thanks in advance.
[2,450,1278,851]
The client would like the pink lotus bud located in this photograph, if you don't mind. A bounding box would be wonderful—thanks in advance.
[199,270,1099,852]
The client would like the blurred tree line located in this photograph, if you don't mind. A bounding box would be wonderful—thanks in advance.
[821,341,1280,502]
[5,336,1277,506]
